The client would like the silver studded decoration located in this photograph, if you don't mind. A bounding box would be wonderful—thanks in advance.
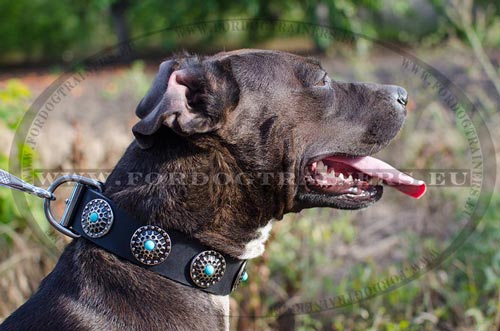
[81,199,114,238]
[231,261,248,291]
[190,250,226,288]
[130,225,171,266]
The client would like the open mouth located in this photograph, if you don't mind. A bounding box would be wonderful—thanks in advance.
[302,155,426,209]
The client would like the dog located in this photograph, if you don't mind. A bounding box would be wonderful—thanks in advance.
[0,49,425,331]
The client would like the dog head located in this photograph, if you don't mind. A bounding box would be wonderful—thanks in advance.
[132,50,423,207]
[109,49,425,256]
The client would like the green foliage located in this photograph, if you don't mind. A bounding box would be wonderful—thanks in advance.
[0,81,30,238]
[0,154,21,227]
[4,0,497,64]
[0,81,52,246]
[115,60,151,99]
[0,1,112,63]
[0,80,31,129]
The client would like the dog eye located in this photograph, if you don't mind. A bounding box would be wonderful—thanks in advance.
[314,73,329,87]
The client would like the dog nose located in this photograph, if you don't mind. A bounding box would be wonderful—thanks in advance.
[395,86,408,106]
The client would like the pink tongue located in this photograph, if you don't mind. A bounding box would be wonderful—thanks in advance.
[325,156,427,199]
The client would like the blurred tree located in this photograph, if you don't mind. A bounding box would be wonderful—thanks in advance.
[110,0,134,61]
[0,0,109,64]
[0,0,498,65]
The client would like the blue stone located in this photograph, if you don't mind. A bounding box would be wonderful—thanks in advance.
[89,212,99,223]
[144,240,156,251]
[241,271,248,282]
[204,264,215,276]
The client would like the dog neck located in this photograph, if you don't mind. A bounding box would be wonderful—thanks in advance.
[104,130,276,259]
[62,131,274,329]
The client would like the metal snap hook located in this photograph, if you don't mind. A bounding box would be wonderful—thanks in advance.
[0,169,54,200]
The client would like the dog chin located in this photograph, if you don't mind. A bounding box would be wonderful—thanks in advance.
[294,187,383,211]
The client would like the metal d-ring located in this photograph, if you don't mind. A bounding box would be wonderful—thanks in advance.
[44,175,103,238]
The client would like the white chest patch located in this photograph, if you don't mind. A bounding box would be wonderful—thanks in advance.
[211,294,230,331]
[238,221,273,260]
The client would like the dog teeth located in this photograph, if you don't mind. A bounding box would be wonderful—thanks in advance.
[338,173,345,181]
[325,171,336,180]
[347,175,354,182]
[317,161,328,173]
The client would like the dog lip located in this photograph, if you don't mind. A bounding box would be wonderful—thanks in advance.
[294,185,383,211]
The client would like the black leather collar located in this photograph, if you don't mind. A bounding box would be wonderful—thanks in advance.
[63,185,247,296]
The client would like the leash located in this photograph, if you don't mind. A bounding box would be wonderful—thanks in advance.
[0,169,54,200]
[0,169,248,295]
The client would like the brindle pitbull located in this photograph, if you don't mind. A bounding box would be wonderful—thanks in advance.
[0,49,425,331]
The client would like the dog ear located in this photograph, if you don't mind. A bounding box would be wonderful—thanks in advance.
[135,60,178,120]
[132,60,220,149]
